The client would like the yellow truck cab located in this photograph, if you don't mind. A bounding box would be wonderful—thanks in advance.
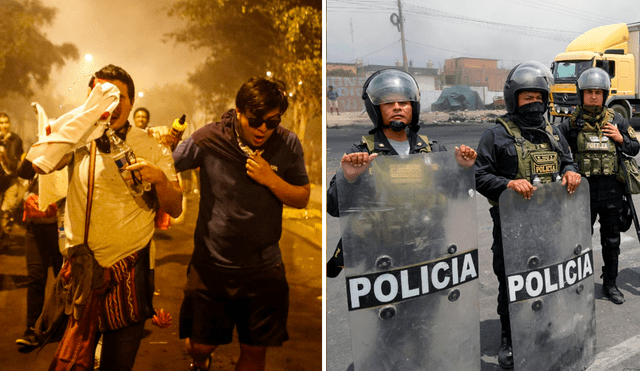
[549,22,640,121]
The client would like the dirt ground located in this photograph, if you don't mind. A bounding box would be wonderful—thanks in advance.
[326,109,507,128]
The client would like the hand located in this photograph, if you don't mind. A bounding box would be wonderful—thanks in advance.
[125,157,167,185]
[455,145,477,168]
[602,123,623,144]
[340,152,378,182]
[561,170,581,194]
[246,152,275,185]
[148,126,175,148]
[507,179,536,200]
[151,308,173,329]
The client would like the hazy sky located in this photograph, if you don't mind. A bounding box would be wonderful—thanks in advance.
[327,0,639,70]
[40,0,208,105]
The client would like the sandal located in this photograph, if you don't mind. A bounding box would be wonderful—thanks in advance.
[188,354,211,371]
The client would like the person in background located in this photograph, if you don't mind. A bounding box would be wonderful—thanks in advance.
[14,159,63,348]
[133,107,150,129]
[0,113,24,237]
[327,85,340,115]
[557,67,640,305]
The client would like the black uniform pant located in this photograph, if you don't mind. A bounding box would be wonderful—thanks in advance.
[24,222,62,329]
[590,196,623,280]
[489,206,509,320]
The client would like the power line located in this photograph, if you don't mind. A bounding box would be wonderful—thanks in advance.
[328,0,585,43]
[402,3,578,42]
[405,39,525,65]
[360,39,401,59]
[505,0,621,24]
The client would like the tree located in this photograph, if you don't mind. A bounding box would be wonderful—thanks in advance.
[167,0,321,183]
[0,0,78,99]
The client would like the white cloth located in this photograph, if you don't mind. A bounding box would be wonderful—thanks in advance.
[26,82,120,173]
[64,126,177,267]
[31,103,68,210]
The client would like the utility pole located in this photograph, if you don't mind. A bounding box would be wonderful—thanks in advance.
[350,19,356,61]
[390,0,408,72]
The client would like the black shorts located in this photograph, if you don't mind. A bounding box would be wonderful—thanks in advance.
[179,263,289,347]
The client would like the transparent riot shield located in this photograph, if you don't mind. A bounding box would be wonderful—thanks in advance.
[499,182,595,371]
[336,152,479,371]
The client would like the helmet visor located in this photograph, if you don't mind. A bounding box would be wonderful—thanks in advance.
[577,68,611,91]
[510,61,554,87]
[366,70,420,105]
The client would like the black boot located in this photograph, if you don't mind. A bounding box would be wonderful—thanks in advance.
[602,266,625,304]
[498,327,513,369]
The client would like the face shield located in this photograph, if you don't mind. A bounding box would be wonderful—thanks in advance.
[365,69,420,105]
[509,61,555,90]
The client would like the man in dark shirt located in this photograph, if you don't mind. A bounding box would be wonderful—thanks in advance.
[475,61,581,369]
[557,67,640,305]
[173,77,310,371]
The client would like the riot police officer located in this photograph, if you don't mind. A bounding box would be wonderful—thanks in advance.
[326,68,476,276]
[475,61,581,369]
[557,67,640,305]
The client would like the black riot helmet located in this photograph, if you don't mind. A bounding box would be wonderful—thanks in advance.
[503,61,554,114]
[576,67,611,106]
[362,69,421,133]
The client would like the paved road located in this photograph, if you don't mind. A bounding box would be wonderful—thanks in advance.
[0,193,322,370]
[326,122,640,371]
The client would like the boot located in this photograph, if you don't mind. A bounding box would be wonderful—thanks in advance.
[602,253,625,304]
[497,327,513,369]
[602,269,625,304]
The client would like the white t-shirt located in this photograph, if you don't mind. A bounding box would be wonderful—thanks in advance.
[64,126,177,267]
[387,138,410,155]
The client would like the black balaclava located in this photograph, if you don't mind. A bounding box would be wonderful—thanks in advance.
[513,101,545,129]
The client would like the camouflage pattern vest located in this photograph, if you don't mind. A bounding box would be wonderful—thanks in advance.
[572,109,618,177]
[497,118,561,184]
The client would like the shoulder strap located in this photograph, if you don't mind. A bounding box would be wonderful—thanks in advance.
[362,134,375,153]
[84,141,97,244]
[418,134,431,145]
[496,118,521,139]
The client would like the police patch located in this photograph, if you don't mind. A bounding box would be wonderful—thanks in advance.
[629,126,637,139]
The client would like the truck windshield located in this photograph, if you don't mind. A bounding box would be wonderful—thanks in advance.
[552,61,592,82]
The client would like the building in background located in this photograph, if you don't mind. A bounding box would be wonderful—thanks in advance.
[443,57,510,92]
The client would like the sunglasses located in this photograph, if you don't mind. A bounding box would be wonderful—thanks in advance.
[247,114,281,130]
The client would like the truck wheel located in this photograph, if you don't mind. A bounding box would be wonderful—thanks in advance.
[611,104,629,119]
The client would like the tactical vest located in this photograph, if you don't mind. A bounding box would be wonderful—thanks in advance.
[362,134,432,155]
[572,110,618,177]
[497,118,560,184]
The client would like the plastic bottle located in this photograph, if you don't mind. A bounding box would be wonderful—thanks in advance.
[532,175,541,186]
[169,114,187,150]
[105,127,144,197]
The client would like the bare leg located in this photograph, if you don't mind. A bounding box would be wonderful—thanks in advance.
[236,344,267,371]
[186,338,217,369]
